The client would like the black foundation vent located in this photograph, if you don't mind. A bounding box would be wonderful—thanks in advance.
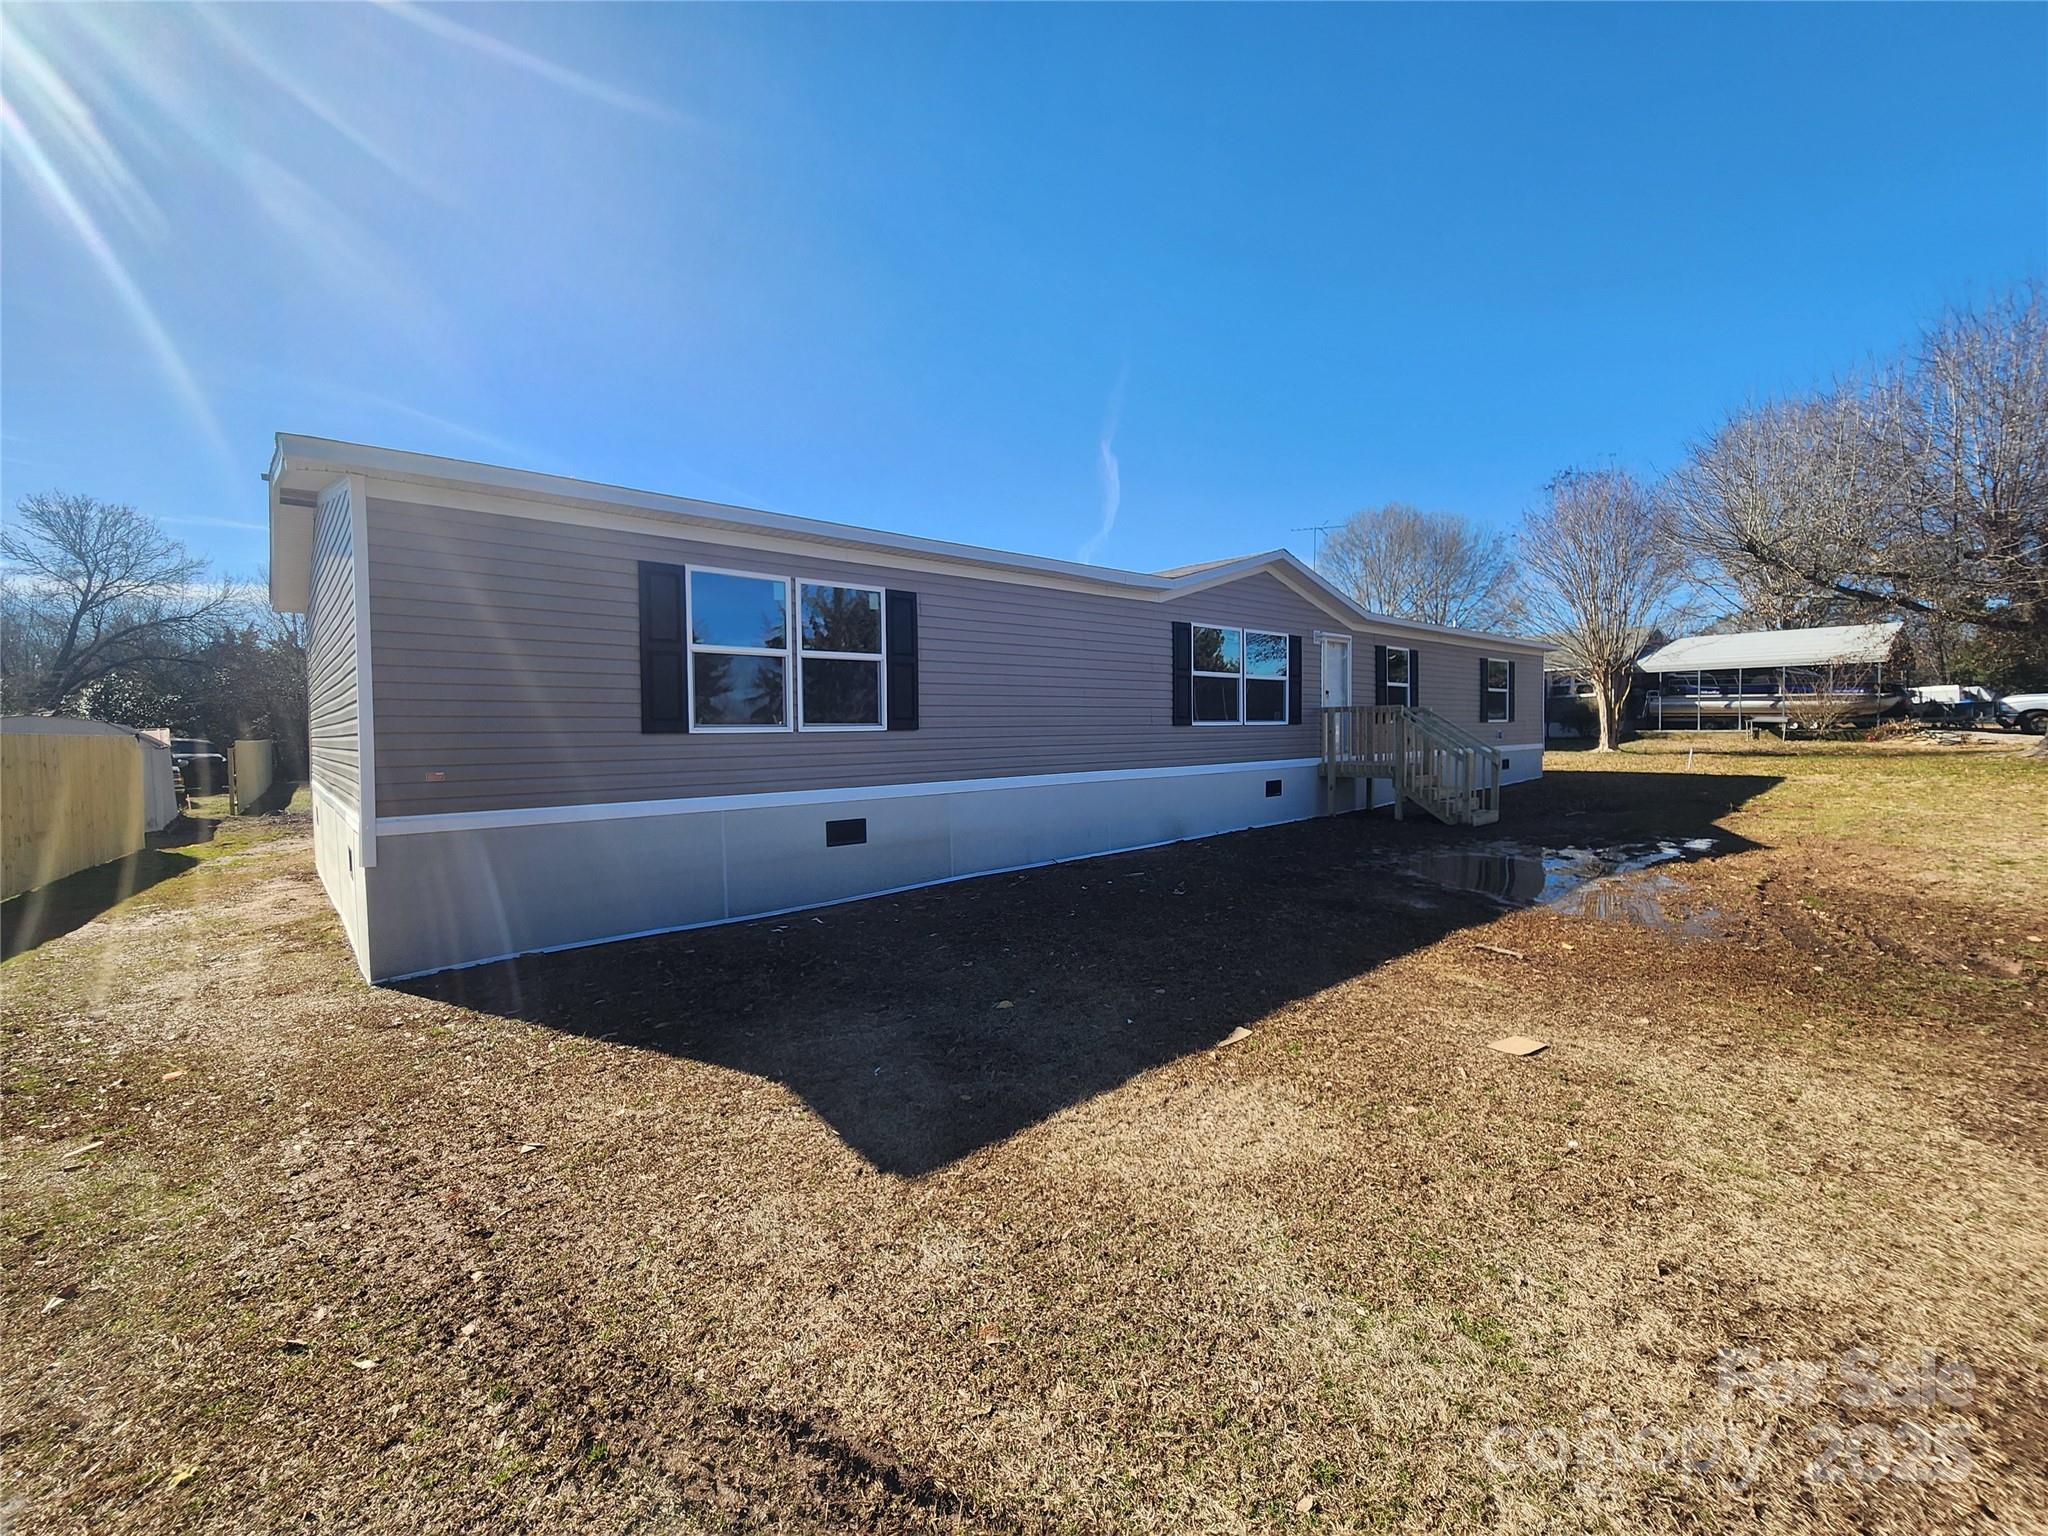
[825,817,867,848]
[1264,779,1283,798]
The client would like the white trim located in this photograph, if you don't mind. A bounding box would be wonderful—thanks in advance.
[793,576,886,732]
[265,434,1542,650]
[1243,627,1290,727]
[684,564,793,733]
[1188,621,1291,726]
[374,756,1324,838]
[1481,654,1512,723]
[1317,633,1353,712]
[310,777,361,835]
[1190,620,1244,725]
[1384,644,1415,709]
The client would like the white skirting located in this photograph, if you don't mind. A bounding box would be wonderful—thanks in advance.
[340,752,1543,982]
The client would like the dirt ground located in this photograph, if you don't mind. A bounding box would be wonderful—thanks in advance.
[2,744,2043,1534]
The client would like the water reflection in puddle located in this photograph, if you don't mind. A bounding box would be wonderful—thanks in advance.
[1397,841,1720,935]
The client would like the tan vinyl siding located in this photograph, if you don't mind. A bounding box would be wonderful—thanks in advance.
[1351,635,1545,743]
[366,497,1544,817]
[306,482,360,810]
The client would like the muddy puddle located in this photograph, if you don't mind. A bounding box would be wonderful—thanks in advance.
[1395,839,1721,935]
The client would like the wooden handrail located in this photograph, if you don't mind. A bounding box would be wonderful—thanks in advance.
[1318,704,1504,826]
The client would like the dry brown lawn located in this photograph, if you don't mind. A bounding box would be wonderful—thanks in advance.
[2,744,2043,1534]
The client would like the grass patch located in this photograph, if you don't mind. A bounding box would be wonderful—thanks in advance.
[1,757,2043,1534]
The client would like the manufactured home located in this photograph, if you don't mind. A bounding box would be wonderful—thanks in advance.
[265,436,1545,981]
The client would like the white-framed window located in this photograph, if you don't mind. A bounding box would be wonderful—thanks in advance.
[1192,623,1289,724]
[1244,629,1289,724]
[1192,624,1242,723]
[687,566,792,730]
[796,580,885,730]
[1482,656,1512,722]
[1385,645,1415,707]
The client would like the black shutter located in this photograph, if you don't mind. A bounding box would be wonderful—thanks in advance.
[1287,634,1303,724]
[1170,622,1192,726]
[885,590,919,730]
[1479,657,1491,720]
[1374,645,1389,706]
[1507,660,1517,722]
[640,562,687,733]
[1409,648,1421,707]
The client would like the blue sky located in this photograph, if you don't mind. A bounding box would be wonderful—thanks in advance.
[3,3,2043,581]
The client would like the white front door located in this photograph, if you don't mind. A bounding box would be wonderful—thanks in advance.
[1320,636,1352,754]
[1320,636,1352,709]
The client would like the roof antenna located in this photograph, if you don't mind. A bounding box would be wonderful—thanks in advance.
[1292,522,1338,564]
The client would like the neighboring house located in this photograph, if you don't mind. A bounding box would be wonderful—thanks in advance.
[265,435,1547,982]
[1636,622,1908,732]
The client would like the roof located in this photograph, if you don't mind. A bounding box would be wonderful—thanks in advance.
[1153,554,1256,578]
[1635,622,1903,673]
[263,433,1541,650]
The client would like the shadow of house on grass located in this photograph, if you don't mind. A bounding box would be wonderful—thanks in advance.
[1,844,208,962]
[401,771,1778,1178]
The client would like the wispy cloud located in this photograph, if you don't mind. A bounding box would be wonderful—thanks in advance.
[241,152,447,339]
[163,515,267,532]
[1077,365,1128,565]
[193,5,447,203]
[372,1,679,122]
[349,396,555,467]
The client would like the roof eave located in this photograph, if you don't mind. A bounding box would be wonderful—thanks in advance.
[261,434,1544,647]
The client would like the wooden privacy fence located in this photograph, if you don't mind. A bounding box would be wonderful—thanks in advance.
[230,739,276,814]
[1,721,146,902]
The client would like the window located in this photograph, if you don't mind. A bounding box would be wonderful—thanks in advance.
[1190,623,1289,725]
[1192,624,1242,723]
[1196,622,1286,724]
[1385,646,1414,707]
[1244,630,1288,723]
[689,568,791,729]
[1482,656,1512,722]
[797,581,885,729]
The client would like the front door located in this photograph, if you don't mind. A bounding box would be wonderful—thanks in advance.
[1320,636,1352,753]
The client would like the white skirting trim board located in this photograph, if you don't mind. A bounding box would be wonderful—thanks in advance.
[374,756,1328,837]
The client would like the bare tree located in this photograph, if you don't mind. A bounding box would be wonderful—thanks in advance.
[1671,281,2047,651]
[1912,282,2048,633]
[1519,467,1691,751]
[1668,378,1915,625]
[1316,502,1521,630]
[0,491,233,713]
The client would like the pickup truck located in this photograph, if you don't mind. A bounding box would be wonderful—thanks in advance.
[1995,693,2048,735]
[170,737,229,795]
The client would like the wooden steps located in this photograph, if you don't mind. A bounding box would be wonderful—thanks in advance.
[1319,705,1504,826]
